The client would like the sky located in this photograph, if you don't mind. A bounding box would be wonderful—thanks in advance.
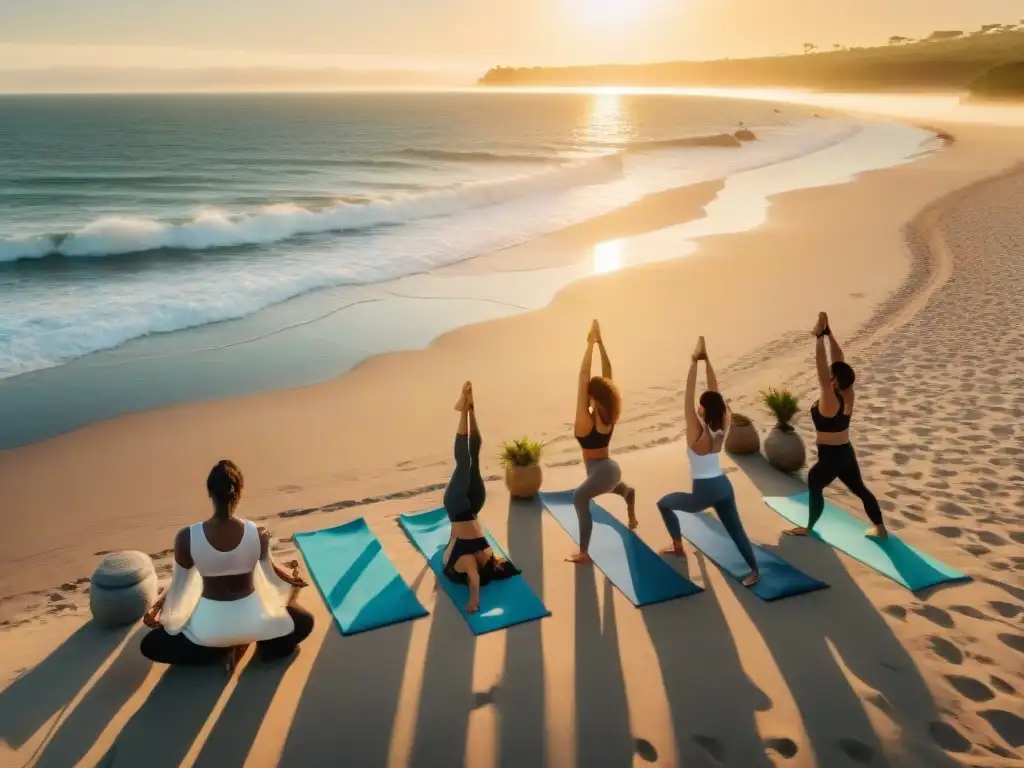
[0,0,1021,88]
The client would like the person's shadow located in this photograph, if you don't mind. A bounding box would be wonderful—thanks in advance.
[640,553,774,767]
[0,620,133,753]
[729,453,964,767]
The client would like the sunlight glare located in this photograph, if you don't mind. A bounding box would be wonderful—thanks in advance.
[580,90,633,146]
[592,239,625,275]
[574,0,637,26]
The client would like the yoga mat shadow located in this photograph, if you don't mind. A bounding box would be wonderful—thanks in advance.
[540,490,702,607]
[295,518,428,635]
[399,508,550,635]
[764,493,970,592]
[671,511,829,601]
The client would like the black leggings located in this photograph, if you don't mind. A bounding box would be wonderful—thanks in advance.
[443,431,485,522]
[808,443,884,529]
[140,605,314,665]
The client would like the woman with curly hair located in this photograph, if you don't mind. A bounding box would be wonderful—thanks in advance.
[567,320,636,564]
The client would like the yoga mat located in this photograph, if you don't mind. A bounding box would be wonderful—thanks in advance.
[294,518,428,635]
[763,493,971,591]
[540,490,702,606]
[399,508,550,635]
[671,511,829,601]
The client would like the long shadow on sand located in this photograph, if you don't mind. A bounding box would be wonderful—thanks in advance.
[33,629,150,768]
[730,453,964,768]
[278,597,420,767]
[94,661,230,767]
[497,498,548,768]
[192,651,299,768]
[0,620,132,752]
[640,552,774,767]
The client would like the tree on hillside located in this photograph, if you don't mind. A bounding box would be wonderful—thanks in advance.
[888,36,911,45]
[803,42,817,55]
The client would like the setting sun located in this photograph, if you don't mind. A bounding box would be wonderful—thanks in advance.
[575,0,639,26]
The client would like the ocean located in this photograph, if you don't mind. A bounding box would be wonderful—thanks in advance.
[0,90,936,446]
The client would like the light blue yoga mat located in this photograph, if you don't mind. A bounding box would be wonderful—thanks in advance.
[294,518,429,635]
[540,490,702,606]
[399,508,551,635]
[763,493,970,592]
[671,511,829,601]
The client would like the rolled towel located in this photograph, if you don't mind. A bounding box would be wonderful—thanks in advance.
[90,551,159,628]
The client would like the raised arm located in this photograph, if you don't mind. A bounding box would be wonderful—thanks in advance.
[575,326,598,435]
[684,337,704,447]
[826,327,845,364]
[596,332,613,380]
[813,313,839,413]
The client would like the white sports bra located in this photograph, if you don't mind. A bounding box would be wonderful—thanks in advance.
[189,519,261,578]
[687,421,725,480]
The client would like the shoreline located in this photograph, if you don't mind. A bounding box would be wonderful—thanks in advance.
[3,102,1024,767]
[0,114,930,450]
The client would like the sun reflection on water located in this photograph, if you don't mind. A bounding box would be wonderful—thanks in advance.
[592,238,625,275]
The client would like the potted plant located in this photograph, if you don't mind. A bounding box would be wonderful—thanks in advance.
[499,436,544,499]
[725,413,760,455]
[760,387,806,472]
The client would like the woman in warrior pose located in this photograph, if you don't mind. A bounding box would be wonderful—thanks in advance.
[442,382,520,612]
[786,312,887,539]
[567,320,637,564]
[656,336,760,587]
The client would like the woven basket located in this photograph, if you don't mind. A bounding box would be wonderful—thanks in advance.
[89,551,159,628]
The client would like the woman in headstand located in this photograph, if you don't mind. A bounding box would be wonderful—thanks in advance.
[140,460,314,671]
[442,381,520,613]
[656,336,760,586]
[786,312,887,539]
[567,320,636,564]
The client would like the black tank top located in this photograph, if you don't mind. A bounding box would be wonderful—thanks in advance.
[810,391,851,433]
[577,421,613,450]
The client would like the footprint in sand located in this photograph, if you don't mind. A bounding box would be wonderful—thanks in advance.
[998,634,1024,654]
[764,737,799,759]
[692,735,725,762]
[977,531,1009,547]
[914,606,956,628]
[944,675,996,702]
[932,526,962,539]
[882,605,908,621]
[928,636,964,665]
[989,601,1022,619]
[979,710,1024,749]
[838,738,876,765]
[928,720,973,753]
[990,676,1017,695]
[951,605,989,621]
[902,510,927,523]
[1010,531,1024,545]
[939,501,970,517]
[962,544,991,557]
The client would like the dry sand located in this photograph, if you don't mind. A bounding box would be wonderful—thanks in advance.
[1,104,1023,767]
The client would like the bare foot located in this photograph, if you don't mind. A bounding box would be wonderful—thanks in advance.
[783,527,811,537]
[454,381,472,412]
[865,525,889,540]
[225,644,247,674]
[662,543,686,557]
[742,571,761,587]
[466,599,480,613]
[566,552,593,564]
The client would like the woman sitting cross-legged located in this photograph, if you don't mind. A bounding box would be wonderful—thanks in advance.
[140,460,314,670]
[656,336,760,587]
[442,382,521,613]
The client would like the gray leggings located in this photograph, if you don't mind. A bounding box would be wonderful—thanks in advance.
[574,458,628,552]
[656,475,758,572]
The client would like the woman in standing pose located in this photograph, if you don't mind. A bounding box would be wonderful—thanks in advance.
[786,312,887,539]
[567,320,636,564]
[442,381,520,612]
[656,336,760,586]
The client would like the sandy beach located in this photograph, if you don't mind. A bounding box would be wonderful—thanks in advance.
[1,98,1023,768]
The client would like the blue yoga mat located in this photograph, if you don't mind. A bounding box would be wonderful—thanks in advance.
[399,508,550,635]
[294,518,429,635]
[763,493,970,592]
[671,511,829,601]
[540,490,702,606]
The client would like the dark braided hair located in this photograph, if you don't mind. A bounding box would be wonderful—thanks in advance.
[207,460,244,520]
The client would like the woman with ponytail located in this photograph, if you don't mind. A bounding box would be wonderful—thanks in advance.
[656,337,760,587]
[139,460,314,670]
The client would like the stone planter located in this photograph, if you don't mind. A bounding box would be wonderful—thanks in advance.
[764,425,806,473]
[506,463,543,499]
[725,417,760,455]
[90,551,159,628]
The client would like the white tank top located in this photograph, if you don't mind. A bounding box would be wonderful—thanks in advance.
[189,519,261,577]
[687,421,725,479]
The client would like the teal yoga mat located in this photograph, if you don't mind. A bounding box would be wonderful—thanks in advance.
[540,490,702,606]
[671,511,829,601]
[399,508,550,634]
[763,493,970,591]
[294,518,428,635]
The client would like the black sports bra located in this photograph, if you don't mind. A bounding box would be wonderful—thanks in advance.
[576,421,613,450]
[811,391,852,433]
